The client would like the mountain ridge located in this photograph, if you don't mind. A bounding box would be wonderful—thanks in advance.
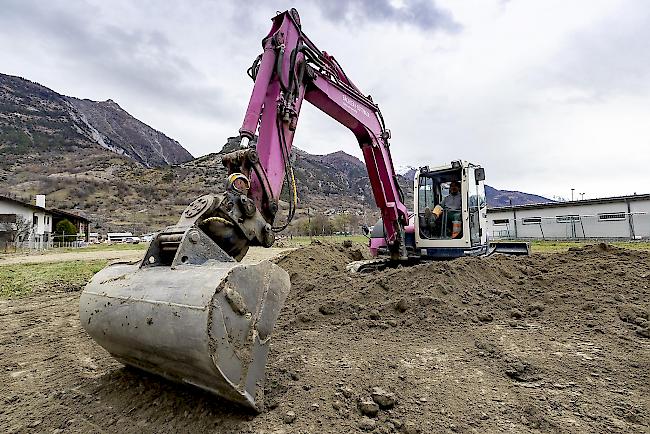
[0,73,193,167]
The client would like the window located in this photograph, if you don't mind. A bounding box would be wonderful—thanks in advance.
[33,215,38,225]
[522,217,542,225]
[493,219,509,225]
[417,177,435,213]
[556,215,580,223]
[598,212,626,221]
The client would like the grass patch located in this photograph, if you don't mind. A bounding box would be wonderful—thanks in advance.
[279,235,369,247]
[530,240,650,253]
[0,260,107,298]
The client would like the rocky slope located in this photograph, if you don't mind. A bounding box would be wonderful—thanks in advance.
[485,185,553,207]
[67,97,192,167]
[0,73,192,167]
[0,132,408,233]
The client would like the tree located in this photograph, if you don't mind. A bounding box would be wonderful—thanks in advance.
[311,213,333,235]
[55,219,77,236]
[12,215,32,242]
[333,213,351,234]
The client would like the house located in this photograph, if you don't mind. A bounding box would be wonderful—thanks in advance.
[0,194,92,248]
[487,193,650,240]
[51,208,90,242]
[0,194,53,248]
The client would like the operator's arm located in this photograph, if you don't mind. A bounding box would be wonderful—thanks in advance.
[217,8,409,259]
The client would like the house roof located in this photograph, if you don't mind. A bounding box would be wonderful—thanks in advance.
[0,195,49,213]
[0,195,90,222]
[488,193,650,212]
[51,208,90,222]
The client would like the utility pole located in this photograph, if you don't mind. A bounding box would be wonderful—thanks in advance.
[571,188,575,201]
[308,208,312,242]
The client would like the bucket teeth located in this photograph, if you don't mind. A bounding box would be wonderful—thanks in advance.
[80,259,290,411]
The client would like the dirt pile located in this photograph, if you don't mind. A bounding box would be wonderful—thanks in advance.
[261,242,649,433]
[1,242,648,433]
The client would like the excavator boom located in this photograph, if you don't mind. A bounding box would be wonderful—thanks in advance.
[80,8,408,411]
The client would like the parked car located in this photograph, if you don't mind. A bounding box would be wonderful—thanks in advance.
[123,236,141,244]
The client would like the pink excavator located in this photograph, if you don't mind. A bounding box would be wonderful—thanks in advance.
[80,9,527,412]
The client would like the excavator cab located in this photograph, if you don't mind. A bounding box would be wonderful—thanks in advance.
[414,161,490,257]
[368,161,529,259]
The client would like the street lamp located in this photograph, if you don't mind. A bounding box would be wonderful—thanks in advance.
[580,193,585,200]
[571,188,575,201]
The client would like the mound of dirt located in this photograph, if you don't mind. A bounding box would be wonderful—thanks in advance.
[1,242,648,433]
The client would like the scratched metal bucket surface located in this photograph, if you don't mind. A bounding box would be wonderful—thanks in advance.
[80,259,290,411]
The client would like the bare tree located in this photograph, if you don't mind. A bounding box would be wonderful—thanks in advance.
[13,215,32,242]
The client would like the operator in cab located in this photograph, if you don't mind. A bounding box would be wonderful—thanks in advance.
[442,181,462,211]
[428,180,462,239]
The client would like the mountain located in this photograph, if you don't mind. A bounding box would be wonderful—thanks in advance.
[484,185,553,207]
[0,72,548,233]
[0,131,404,233]
[0,73,192,167]
[394,164,552,207]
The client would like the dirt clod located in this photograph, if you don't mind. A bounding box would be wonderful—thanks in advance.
[359,416,377,431]
[283,411,296,424]
[371,387,396,409]
[358,398,380,417]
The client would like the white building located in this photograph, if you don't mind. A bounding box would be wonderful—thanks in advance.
[0,194,53,246]
[487,193,650,240]
[107,232,133,243]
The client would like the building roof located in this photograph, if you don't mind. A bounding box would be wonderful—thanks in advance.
[0,195,49,213]
[0,195,90,222]
[489,193,650,212]
[50,208,90,222]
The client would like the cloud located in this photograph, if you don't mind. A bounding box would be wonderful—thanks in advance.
[539,2,650,100]
[313,0,460,31]
[0,0,648,199]
[0,0,226,118]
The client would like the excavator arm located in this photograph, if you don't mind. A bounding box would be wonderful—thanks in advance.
[80,9,406,413]
[219,8,409,259]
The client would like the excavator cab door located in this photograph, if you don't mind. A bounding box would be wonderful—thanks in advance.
[467,165,488,248]
[414,162,490,257]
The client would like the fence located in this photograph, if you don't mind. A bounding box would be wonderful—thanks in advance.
[489,212,650,241]
[2,239,87,253]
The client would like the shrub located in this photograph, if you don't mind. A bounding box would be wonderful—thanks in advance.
[55,219,77,235]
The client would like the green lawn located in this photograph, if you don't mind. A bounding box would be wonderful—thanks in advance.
[529,240,650,253]
[0,260,107,298]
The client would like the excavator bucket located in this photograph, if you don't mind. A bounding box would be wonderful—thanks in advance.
[80,226,290,412]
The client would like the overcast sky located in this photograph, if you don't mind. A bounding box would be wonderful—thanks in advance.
[2,0,649,199]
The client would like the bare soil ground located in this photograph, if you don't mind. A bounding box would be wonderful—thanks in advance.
[1,243,648,433]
